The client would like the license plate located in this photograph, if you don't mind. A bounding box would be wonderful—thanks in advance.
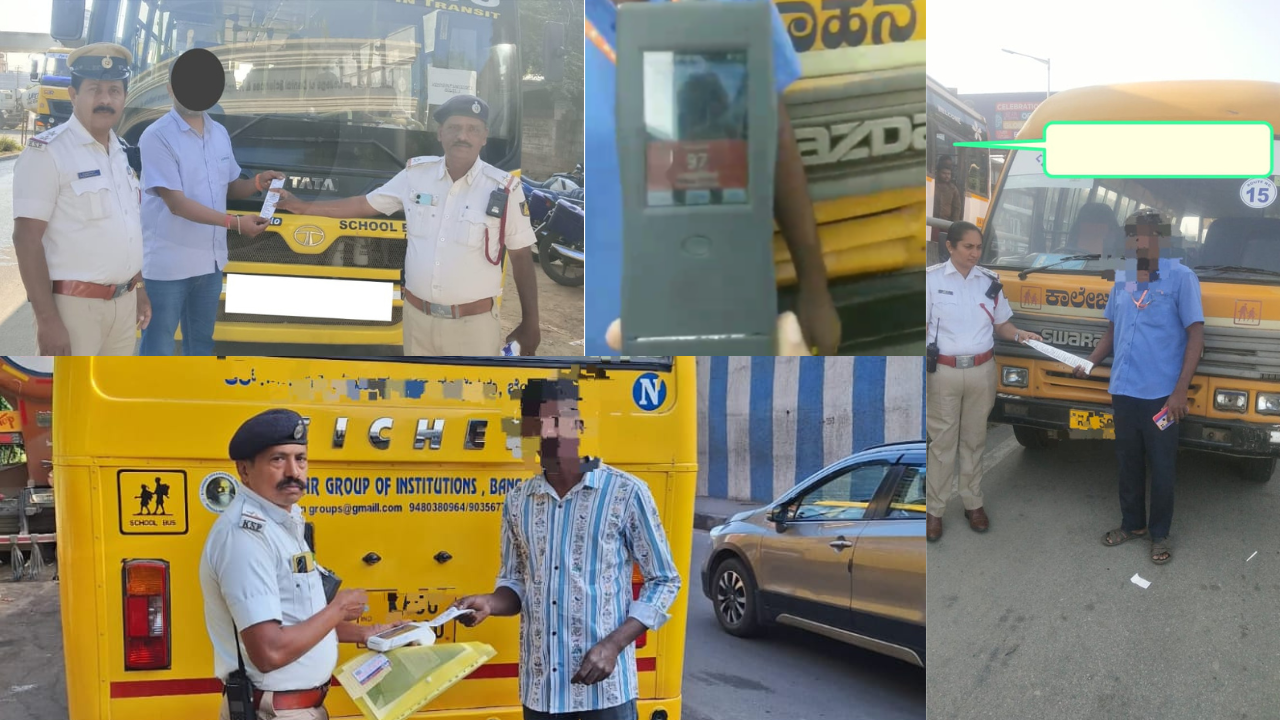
[224,273,395,322]
[1069,409,1115,439]
[371,590,460,644]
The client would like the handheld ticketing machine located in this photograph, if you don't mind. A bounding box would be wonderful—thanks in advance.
[616,0,778,355]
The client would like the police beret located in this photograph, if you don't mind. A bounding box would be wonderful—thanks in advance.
[433,94,488,125]
[229,408,308,461]
[68,42,133,82]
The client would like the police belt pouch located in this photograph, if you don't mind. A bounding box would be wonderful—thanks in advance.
[225,620,256,720]
[319,564,342,604]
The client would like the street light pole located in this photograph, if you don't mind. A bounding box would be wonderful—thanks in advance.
[1002,48,1051,100]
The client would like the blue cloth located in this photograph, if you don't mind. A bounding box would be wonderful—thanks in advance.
[138,109,242,281]
[139,271,222,356]
[583,0,802,355]
[495,463,681,714]
[1103,259,1204,399]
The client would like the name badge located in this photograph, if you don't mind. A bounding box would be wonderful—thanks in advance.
[937,289,954,295]
[78,169,101,179]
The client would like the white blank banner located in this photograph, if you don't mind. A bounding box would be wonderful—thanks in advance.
[224,274,396,322]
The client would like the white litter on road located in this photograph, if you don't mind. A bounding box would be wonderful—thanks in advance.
[9,685,37,694]
[1247,551,1258,562]
[1130,573,1151,589]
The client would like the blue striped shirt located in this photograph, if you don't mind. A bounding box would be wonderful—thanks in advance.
[495,462,682,713]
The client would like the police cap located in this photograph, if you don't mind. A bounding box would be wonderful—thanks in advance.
[68,43,134,82]
[433,94,488,125]
[228,408,308,461]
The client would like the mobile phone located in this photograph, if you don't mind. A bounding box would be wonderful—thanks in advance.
[1153,407,1173,431]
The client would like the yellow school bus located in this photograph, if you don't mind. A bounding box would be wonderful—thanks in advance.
[53,356,695,719]
[775,0,926,352]
[983,81,1280,481]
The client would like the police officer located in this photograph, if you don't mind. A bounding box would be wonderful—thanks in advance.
[925,221,1041,542]
[275,95,541,356]
[200,409,404,720]
[12,43,149,356]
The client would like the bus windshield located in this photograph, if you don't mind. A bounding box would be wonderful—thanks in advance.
[925,76,990,199]
[43,53,70,78]
[986,142,1280,283]
[101,0,520,170]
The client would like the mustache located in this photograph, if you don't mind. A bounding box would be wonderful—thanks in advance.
[93,106,116,114]
[276,477,307,491]
[451,141,472,148]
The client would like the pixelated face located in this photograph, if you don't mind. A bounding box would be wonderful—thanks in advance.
[1124,224,1162,283]
[237,443,308,508]
[535,399,582,472]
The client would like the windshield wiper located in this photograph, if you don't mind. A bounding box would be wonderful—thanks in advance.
[1017,254,1101,280]
[1193,265,1280,278]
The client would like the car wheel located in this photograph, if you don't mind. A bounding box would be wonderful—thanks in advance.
[1013,425,1057,449]
[712,557,760,637]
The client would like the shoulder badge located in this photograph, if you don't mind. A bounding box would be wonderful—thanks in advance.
[239,507,267,533]
[406,155,440,170]
[33,124,68,145]
[25,137,48,151]
[926,261,948,272]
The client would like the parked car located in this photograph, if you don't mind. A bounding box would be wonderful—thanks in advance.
[701,440,926,666]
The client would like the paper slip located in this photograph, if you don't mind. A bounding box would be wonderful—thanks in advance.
[426,606,473,628]
[1130,573,1151,589]
[260,177,285,220]
[1023,338,1094,375]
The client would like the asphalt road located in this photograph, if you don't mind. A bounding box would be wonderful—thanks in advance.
[684,530,923,720]
[0,578,65,720]
[927,425,1280,720]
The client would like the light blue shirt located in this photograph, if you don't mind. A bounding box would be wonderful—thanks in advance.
[496,461,682,714]
[1103,259,1205,399]
[139,109,242,280]
[584,0,803,355]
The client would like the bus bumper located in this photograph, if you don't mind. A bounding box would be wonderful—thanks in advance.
[990,394,1280,458]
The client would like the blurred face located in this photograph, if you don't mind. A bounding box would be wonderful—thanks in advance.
[1126,228,1162,283]
[949,230,983,273]
[537,399,583,474]
[69,78,125,133]
[439,116,487,166]
[1078,221,1109,251]
[237,444,308,509]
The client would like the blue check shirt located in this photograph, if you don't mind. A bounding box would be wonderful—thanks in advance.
[584,0,803,355]
[1103,259,1205,399]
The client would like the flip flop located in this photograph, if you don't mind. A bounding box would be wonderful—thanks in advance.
[1102,527,1147,547]
[1151,538,1172,565]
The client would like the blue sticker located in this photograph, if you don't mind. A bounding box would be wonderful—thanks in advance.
[77,169,101,179]
[632,373,667,411]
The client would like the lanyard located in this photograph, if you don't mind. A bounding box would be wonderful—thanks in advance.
[1132,289,1150,309]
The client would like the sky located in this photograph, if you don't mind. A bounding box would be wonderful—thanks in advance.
[927,0,1280,94]
[1,0,56,34]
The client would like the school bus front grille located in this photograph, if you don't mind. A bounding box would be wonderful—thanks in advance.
[217,306,403,327]
[227,231,407,270]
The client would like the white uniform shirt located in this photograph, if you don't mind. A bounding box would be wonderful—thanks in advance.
[926,260,1012,356]
[12,114,144,284]
[198,485,337,691]
[365,156,536,306]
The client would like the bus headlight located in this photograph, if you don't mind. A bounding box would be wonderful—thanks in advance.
[1215,390,1248,413]
[1002,367,1028,388]
[1257,393,1280,416]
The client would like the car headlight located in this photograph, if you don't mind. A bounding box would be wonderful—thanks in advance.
[1002,367,1028,388]
[1258,393,1280,416]
[1215,390,1248,413]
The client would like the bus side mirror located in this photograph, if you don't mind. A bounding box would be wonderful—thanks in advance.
[50,0,87,43]
[30,59,39,83]
[542,21,565,84]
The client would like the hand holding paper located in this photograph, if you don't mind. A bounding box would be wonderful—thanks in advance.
[1023,338,1095,376]
[260,177,285,220]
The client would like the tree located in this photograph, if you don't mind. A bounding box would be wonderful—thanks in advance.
[519,0,584,106]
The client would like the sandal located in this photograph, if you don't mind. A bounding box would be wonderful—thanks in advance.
[1151,539,1172,565]
[1102,527,1147,547]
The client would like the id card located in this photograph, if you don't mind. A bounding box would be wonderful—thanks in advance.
[1153,407,1173,431]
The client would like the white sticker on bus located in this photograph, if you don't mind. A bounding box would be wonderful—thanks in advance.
[1240,178,1277,209]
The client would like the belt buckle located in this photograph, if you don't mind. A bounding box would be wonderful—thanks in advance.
[956,355,975,369]
[110,282,129,300]
[428,302,456,319]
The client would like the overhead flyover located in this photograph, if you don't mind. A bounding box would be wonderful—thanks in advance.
[0,32,58,54]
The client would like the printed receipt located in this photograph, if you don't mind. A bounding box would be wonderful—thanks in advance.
[426,606,473,628]
[259,177,285,220]
[1022,338,1094,376]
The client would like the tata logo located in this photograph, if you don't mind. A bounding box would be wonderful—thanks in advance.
[293,225,325,247]
[288,176,336,191]
[633,373,667,412]
[1041,328,1103,350]
[794,113,927,167]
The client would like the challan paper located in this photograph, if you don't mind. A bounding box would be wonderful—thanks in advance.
[336,641,496,720]
[1022,338,1094,376]
[259,178,285,220]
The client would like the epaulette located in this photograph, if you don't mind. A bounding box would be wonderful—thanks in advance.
[926,261,948,272]
[26,123,69,150]
[481,163,512,185]
[406,155,441,170]
[239,504,267,533]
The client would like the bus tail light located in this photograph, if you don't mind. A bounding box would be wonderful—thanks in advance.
[631,565,647,649]
[123,560,171,670]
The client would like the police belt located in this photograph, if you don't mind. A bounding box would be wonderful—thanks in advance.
[937,349,994,369]
[51,278,138,301]
[403,289,493,319]
[249,685,328,711]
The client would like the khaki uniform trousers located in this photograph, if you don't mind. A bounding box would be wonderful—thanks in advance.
[44,292,137,355]
[926,359,998,517]
[403,300,501,356]
[219,694,329,720]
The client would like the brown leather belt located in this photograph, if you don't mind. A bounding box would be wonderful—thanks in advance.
[51,279,137,301]
[251,684,328,711]
[403,289,493,319]
[938,349,994,369]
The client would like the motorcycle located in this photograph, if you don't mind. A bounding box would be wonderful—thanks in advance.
[523,162,584,193]
[523,182,584,287]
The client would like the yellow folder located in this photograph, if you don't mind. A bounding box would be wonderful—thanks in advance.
[335,641,497,720]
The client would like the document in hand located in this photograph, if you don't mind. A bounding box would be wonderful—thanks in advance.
[336,641,497,720]
[1022,338,1095,376]
[260,178,285,220]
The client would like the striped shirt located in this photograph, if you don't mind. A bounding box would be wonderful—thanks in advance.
[495,461,682,714]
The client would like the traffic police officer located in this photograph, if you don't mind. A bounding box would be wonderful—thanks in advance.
[275,94,541,356]
[925,221,1041,542]
[12,43,149,355]
[200,408,401,720]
